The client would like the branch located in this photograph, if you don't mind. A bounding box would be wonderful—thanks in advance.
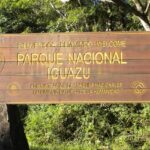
[50,2,65,18]
[132,0,150,30]
[100,0,113,2]
[132,0,144,13]
[145,0,150,15]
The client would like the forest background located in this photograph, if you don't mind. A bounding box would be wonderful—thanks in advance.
[0,0,150,150]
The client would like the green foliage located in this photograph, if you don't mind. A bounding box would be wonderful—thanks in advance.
[25,104,150,149]
[0,0,57,33]
[30,142,99,150]
[0,0,143,33]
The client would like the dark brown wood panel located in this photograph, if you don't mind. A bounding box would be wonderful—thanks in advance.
[0,32,150,103]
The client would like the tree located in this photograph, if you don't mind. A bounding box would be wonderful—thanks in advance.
[100,0,150,31]
[61,0,150,31]
[0,0,143,32]
[50,0,143,31]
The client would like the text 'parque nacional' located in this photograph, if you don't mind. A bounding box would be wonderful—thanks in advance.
[17,51,127,80]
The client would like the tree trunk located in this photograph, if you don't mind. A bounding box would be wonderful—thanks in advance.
[139,18,150,31]
[0,105,13,150]
[7,105,29,150]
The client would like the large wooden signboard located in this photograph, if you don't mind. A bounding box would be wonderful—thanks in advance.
[0,32,150,103]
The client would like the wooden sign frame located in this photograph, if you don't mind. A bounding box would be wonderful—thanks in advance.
[0,32,150,104]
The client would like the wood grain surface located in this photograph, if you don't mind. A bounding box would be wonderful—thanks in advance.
[0,32,150,103]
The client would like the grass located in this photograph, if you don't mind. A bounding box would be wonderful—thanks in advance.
[30,142,101,150]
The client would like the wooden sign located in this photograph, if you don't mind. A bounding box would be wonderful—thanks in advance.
[0,32,150,103]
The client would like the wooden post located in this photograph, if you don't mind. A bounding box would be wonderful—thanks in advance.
[7,105,29,150]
